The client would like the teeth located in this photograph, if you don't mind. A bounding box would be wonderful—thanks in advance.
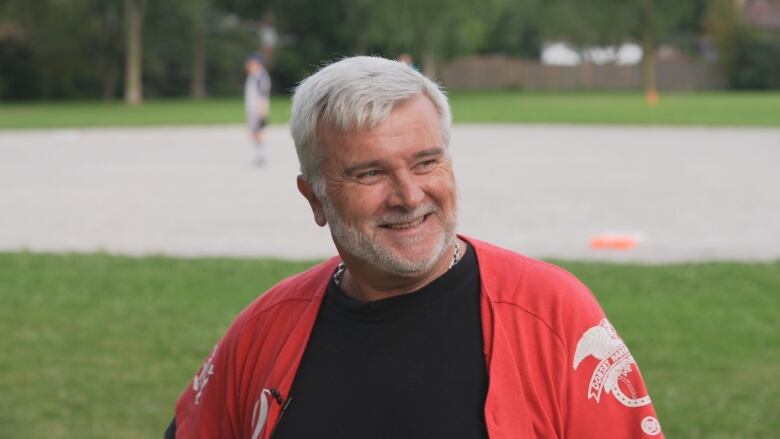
[385,216,425,229]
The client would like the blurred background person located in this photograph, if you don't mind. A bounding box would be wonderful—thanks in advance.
[398,52,420,71]
[244,52,272,165]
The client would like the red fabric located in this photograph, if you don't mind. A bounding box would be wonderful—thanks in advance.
[174,236,664,438]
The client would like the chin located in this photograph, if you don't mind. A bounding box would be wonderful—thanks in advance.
[377,238,451,275]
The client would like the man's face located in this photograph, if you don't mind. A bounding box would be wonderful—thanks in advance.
[308,95,457,276]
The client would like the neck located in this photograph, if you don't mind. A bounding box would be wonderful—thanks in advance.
[338,238,463,302]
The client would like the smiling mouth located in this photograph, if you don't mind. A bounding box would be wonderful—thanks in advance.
[381,214,429,230]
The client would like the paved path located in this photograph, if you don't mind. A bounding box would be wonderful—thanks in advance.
[1,124,778,262]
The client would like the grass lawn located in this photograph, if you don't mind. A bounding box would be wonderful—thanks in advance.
[449,91,780,126]
[0,98,292,130]
[0,91,778,129]
[1,253,778,438]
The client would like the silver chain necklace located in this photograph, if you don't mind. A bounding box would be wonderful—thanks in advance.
[333,240,460,286]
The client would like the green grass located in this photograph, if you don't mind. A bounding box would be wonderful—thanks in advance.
[1,253,778,438]
[450,91,780,126]
[0,98,292,130]
[0,91,778,129]
[556,260,780,439]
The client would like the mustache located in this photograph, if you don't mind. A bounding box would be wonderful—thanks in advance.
[374,204,439,226]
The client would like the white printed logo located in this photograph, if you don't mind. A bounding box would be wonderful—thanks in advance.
[192,344,218,405]
[251,389,273,439]
[573,319,651,408]
[641,416,662,436]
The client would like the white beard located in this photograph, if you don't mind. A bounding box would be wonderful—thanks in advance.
[321,198,457,275]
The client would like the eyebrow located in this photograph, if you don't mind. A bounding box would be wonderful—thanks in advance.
[413,147,445,160]
[342,148,445,175]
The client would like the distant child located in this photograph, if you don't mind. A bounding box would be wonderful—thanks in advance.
[244,53,272,165]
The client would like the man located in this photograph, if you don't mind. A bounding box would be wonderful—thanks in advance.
[244,53,271,165]
[167,56,664,438]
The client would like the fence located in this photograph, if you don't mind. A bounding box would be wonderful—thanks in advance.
[439,55,725,91]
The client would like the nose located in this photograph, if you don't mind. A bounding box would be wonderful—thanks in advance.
[387,171,425,209]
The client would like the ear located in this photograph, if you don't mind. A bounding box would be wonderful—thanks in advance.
[297,175,327,227]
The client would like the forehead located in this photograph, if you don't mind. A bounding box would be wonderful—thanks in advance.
[317,95,443,163]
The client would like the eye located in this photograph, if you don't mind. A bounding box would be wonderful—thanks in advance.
[414,159,438,173]
[355,169,383,182]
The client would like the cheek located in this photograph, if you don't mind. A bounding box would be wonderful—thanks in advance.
[332,186,389,222]
[427,174,457,206]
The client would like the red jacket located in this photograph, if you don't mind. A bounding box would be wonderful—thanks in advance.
[175,236,664,438]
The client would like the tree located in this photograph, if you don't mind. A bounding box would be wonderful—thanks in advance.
[186,0,210,98]
[89,0,124,100]
[542,0,708,98]
[640,0,658,103]
[124,0,146,105]
[705,0,780,89]
[479,0,545,58]
[365,0,503,78]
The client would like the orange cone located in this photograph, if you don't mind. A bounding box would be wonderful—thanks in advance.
[589,233,641,250]
[645,89,659,107]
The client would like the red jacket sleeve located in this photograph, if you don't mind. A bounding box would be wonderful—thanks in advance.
[558,275,664,438]
[174,322,244,438]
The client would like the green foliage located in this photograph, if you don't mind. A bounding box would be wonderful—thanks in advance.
[1,0,778,100]
[705,0,780,90]
[142,0,255,97]
[543,0,708,48]
[0,0,257,100]
[266,0,358,92]
[479,0,544,57]
[0,0,124,100]
[721,29,780,90]
[264,0,511,87]
[730,34,780,89]
[366,0,503,64]
[544,0,635,46]
[143,1,195,96]
[0,252,778,438]
[706,0,746,85]
[0,37,39,99]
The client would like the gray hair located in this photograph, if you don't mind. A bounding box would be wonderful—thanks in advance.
[290,56,452,195]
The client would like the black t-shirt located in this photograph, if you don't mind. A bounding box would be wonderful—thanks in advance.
[272,244,488,439]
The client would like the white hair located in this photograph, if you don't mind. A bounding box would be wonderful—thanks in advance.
[289,56,452,195]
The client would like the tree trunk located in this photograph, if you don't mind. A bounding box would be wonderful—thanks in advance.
[421,49,438,80]
[102,62,119,100]
[641,0,659,105]
[100,3,122,100]
[190,24,207,98]
[420,22,443,80]
[124,0,145,105]
[421,29,440,80]
[190,2,207,99]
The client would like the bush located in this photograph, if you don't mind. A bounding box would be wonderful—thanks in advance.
[730,33,780,89]
[0,38,40,100]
